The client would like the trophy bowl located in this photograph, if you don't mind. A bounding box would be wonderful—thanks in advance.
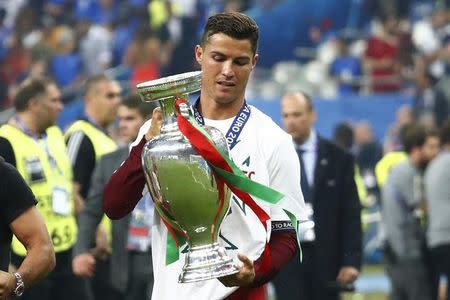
[137,71,239,283]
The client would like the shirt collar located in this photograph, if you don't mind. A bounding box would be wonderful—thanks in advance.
[296,130,317,152]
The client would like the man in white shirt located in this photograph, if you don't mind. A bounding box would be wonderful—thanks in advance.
[103,12,307,300]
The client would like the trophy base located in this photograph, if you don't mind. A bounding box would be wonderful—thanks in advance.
[178,242,239,283]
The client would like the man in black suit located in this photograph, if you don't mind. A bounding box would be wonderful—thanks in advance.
[273,91,362,300]
[72,95,156,300]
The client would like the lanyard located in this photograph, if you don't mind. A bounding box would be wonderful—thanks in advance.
[14,116,60,173]
[192,99,251,150]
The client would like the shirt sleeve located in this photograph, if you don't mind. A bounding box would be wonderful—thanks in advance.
[251,230,298,286]
[267,133,307,222]
[66,132,96,199]
[0,137,16,166]
[0,160,36,225]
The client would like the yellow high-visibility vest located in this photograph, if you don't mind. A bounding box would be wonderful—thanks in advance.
[65,120,117,244]
[375,151,407,188]
[0,125,77,255]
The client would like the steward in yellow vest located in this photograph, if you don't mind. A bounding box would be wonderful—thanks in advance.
[64,75,121,299]
[0,125,77,255]
[65,119,117,244]
[0,77,89,299]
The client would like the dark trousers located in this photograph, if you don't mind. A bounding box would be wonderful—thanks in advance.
[125,251,153,300]
[386,257,433,300]
[90,259,123,300]
[431,244,450,300]
[272,243,339,300]
[11,248,90,300]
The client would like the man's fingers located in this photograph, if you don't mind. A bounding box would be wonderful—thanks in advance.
[237,253,253,268]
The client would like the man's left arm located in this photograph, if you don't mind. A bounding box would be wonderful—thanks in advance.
[338,153,362,284]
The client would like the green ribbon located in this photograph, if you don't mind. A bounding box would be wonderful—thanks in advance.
[163,102,303,264]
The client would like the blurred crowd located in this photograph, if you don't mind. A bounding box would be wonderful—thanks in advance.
[0,0,266,110]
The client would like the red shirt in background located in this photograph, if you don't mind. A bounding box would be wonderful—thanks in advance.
[365,37,400,92]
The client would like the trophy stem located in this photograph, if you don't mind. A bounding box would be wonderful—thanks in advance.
[179,243,239,283]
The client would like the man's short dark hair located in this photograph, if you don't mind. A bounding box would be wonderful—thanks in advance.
[299,91,314,112]
[14,77,55,112]
[121,94,157,119]
[333,122,354,150]
[401,124,436,154]
[201,12,259,54]
[84,74,112,96]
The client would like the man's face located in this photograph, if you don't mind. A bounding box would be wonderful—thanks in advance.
[281,94,316,144]
[36,83,63,130]
[195,33,257,106]
[91,80,121,126]
[117,105,145,144]
[420,135,440,166]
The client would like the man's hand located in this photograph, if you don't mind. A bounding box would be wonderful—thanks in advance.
[92,225,111,261]
[218,254,255,287]
[72,253,96,278]
[0,271,15,299]
[145,107,163,141]
[336,266,359,284]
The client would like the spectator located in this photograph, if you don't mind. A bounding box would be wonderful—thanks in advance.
[412,3,450,82]
[364,14,401,92]
[330,36,362,94]
[78,21,113,77]
[275,91,362,300]
[129,36,162,89]
[413,69,449,128]
[48,26,82,88]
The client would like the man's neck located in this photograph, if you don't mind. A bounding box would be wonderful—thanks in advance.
[85,109,106,129]
[14,112,42,136]
[295,130,312,146]
[198,97,244,120]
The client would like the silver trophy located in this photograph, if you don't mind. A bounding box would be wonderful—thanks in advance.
[137,71,239,283]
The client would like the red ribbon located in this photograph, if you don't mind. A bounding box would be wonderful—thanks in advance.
[173,98,272,273]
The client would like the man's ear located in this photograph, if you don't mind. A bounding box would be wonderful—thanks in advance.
[27,97,39,112]
[195,45,203,64]
[252,53,259,69]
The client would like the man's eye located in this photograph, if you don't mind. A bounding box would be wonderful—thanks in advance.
[235,60,247,66]
[213,56,225,61]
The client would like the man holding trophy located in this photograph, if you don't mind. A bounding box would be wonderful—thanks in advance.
[103,12,308,299]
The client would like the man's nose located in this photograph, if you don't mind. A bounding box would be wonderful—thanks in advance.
[222,61,234,78]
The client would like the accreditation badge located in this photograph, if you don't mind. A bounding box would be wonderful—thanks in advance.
[25,156,45,182]
[51,187,70,215]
